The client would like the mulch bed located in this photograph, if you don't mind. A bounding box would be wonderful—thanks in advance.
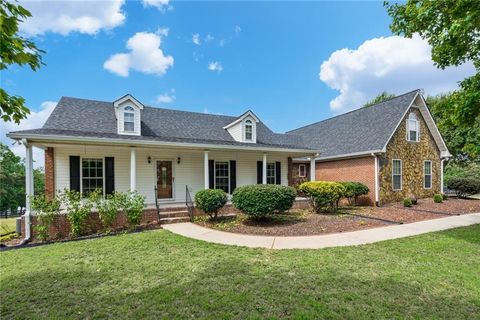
[195,197,479,237]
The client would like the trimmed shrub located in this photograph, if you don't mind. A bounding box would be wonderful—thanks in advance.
[232,185,296,219]
[30,194,61,241]
[447,178,480,198]
[298,181,346,213]
[433,194,443,203]
[403,198,413,207]
[195,189,228,219]
[340,182,370,205]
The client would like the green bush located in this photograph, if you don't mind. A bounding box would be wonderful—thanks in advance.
[447,178,480,198]
[30,194,61,241]
[444,161,480,186]
[403,198,413,207]
[433,194,443,203]
[89,189,119,231]
[298,181,346,213]
[340,182,370,205]
[195,189,228,219]
[115,191,146,229]
[232,185,296,219]
[61,189,93,237]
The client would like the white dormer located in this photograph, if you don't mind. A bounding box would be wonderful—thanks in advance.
[114,94,144,136]
[223,110,259,143]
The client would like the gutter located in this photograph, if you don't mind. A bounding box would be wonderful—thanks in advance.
[7,132,319,155]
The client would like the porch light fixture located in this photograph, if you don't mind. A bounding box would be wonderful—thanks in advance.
[147,156,151,164]
[177,157,181,164]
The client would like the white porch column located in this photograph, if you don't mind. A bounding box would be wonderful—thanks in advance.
[204,151,209,189]
[310,157,316,182]
[262,153,267,184]
[130,147,136,191]
[373,154,379,205]
[440,158,445,194]
[24,141,33,239]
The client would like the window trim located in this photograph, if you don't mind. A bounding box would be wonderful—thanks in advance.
[392,159,402,191]
[423,160,432,189]
[214,160,230,194]
[266,162,276,184]
[244,119,253,142]
[80,157,105,197]
[123,106,135,133]
[298,164,306,178]
[406,112,420,142]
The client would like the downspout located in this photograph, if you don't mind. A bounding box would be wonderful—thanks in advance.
[372,153,380,207]
[440,158,447,194]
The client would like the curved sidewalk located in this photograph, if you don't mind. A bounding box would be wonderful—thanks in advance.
[163,212,480,249]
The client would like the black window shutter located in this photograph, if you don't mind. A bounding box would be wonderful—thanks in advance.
[208,160,215,189]
[105,157,115,195]
[69,156,80,192]
[257,161,263,184]
[229,160,237,193]
[275,161,281,184]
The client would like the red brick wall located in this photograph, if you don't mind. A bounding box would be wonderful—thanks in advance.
[45,147,55,199]
[316,156,376,205]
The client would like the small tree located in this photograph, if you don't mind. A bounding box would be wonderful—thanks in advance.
[115,191,146,229]
[30,194,60,241]
[89,189,119,232]
[195,189,227,220]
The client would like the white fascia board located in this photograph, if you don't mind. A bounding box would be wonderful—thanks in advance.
[113,94,144,110]
[223,110,260,129]
[293,150,383,162]
[7,132,319,154]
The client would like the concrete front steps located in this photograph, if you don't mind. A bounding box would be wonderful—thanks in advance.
[157,206,191,224]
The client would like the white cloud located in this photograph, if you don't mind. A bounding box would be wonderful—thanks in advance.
[142,0,170,11]
[155,89,176,104]
[19,0,126,36]
[192,33,201,45]
[319,35,476,114]
[219,39,226,47]
[205,34,215,43]
[156,27,169,37]
[104,32,174,77]
[235,25,241,36]
[208,61,223,72]
[1,101,57,168]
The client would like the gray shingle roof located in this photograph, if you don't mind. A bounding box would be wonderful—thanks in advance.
[287,90,420,158]
[11,97,312,151]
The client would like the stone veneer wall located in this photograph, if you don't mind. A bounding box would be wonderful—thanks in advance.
[378,107,441,204]
[290,162,311,188]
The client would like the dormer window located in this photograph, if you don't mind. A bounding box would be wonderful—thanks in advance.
[124,106,135,132]
[245,120,253,141]
[407,112,419,142]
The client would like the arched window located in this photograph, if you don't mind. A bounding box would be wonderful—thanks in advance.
[244,120,253,141]
[407,112,419,142]
[124,106,135,132]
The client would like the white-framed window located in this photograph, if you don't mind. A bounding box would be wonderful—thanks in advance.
[245,120,253,141]
[215,161,230,193]
[406,112,419,142]
[267,163,276,184]
[81,158,104,196]
[298,164,306,178]
[392,159,402,191]
[124,106,135,132]
[424,160,432,189]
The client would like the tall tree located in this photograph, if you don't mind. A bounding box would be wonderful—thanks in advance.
[385,0,480,127]
[0,0,44,124]
[363,92,396,108]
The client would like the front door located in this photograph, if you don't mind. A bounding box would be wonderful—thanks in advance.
[156,160,173,199]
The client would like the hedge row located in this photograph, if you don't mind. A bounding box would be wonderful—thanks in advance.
[298,181,369,213]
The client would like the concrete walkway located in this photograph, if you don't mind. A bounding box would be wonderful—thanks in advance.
[162,213,480,249]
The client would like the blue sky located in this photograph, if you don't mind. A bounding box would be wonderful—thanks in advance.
[2,0,474,163]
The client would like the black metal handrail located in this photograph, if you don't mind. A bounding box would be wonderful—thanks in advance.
[185,185,194,222]
[154,185,161,223]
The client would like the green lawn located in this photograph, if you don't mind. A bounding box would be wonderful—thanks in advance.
[1,225,479,319]
[0,218,17,239]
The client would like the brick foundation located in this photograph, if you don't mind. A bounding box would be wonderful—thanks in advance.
[315,156,376,206]
[45,147,55,199]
